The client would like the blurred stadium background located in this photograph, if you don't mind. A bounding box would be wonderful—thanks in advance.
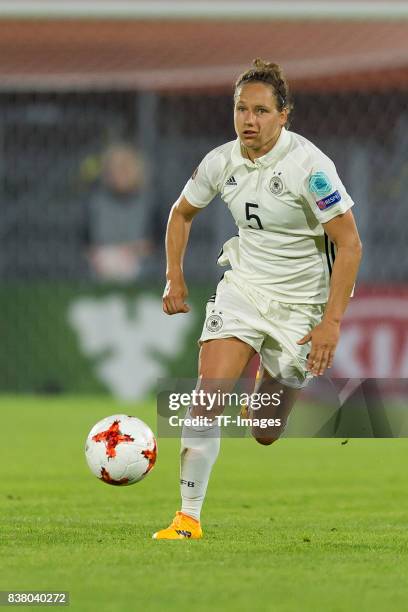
[0,0,407,401]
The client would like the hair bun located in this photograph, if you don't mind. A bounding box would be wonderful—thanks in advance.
[253,58,281,75]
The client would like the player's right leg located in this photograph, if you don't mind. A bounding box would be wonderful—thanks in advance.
[152,337,255,540]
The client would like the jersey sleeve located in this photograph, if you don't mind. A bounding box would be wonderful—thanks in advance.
[301,158,354,224]
[182,151,220,208]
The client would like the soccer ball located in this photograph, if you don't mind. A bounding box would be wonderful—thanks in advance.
[85,414,157,486]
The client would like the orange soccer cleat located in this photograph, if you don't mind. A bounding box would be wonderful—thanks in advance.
[152,511,203,540]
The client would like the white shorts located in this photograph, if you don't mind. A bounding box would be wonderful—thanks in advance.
[199,273,325,389]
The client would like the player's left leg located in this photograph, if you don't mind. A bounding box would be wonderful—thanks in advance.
[249,366,300,445]
[249,300,324,445]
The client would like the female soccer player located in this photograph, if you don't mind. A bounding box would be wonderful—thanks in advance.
[153,59,362,540]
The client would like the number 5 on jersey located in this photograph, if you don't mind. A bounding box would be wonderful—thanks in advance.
[245,202,263,230]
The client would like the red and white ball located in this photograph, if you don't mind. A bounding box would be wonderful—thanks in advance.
[85,414,157,486]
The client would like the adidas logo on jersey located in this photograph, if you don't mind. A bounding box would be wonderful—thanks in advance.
[225,175,237,186]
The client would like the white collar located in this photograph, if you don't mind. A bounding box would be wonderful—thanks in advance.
[231,127,291,168]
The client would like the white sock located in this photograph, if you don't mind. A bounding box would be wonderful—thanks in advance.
[180,414,220,521]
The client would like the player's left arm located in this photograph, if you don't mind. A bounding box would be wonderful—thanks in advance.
[297,209,362,376]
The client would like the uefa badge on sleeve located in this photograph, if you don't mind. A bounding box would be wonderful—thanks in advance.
[308,171,333,198]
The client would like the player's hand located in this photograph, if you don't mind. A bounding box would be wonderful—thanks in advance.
[163,276,190,315]
[297,320,340,376]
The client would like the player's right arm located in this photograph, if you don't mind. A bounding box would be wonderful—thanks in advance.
[164,147,221,314]
[163,195,202,315]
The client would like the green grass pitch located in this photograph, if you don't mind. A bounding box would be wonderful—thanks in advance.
[1,395,408,611]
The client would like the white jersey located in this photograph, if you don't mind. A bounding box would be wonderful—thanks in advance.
[183,127,354,304]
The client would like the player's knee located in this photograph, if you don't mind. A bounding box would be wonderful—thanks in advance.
[254,435,279,446]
